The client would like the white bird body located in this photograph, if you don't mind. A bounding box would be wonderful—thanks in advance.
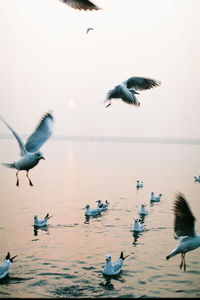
[0,259,12,280]
[0,253,17,280]
[194,176,200,182]
[34,213,52,227]
[0,112,54,186]
[136,180,143,188]
[96,200,109,211]
[132,217,143,232]
[14,152,42,171]
[150,192,162,202]
[102,252,128,276]
[60,0,100,10]
[85,204,101,216]
[104,76,161,107]
[139,203,148,215]
[167,235,200,259]
[166,193,200,271]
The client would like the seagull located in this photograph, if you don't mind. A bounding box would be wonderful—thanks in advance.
[136,180,143,188]
[166,193,200,271]
[59,0,100,10]
[104,76,161,107]
[0,252,17,280]
[0,111,54,187]
[139,203,148,216]
[194,176,200,182]
[86,27,94,34]
[96,200,109,211]
[85,204,101,216]
[102,252,129,276]
[150,192,162,202]
[132,217,144,232]
[34,213,53,227]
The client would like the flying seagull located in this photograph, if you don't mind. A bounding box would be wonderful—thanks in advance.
[0,111,54,187]
[166,193,200,271]
[86,27,94,34]
[104,76,161,107]
[0,252,17,280]
[59,0,100,10]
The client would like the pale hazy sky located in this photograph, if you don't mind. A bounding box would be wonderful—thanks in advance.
[0,0,200,139]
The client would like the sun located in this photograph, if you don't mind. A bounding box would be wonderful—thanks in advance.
[68,100,76,107]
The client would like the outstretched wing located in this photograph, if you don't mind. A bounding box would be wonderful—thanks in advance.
[60,0,100,10]
[0,116,27,156]
[173,193,196,238]
[25,112,54,153]
[124,76,161,91]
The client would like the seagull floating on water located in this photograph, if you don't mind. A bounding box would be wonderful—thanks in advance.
[102,252,129,276]
[150,192,162,202]
[0,252,17,280]
[104,76,161,108]
[166,193,200,271]
[59,0,100,10]
[85,204,101,216]
[0,112,54,187]
[96,200,109,211]
[132,217,144,232]
[34,213,53,227]
[139,203,148,216]
[194,176,200,182]
[136,180,143,188]
[86,27,94,34]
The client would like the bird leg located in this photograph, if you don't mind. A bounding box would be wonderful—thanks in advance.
[183,253,186,271]
[26,171,33,186]
[180,253,184,269]
[180,253,187,271]
[16,171,19,187]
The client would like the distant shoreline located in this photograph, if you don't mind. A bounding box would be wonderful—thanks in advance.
[1,134,200,145]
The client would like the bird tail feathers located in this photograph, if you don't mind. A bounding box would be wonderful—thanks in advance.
[120,251,130,260]
[1,163,15,169]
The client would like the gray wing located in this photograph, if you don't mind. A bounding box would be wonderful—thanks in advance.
[60,0,100,10]
[112,259,122,272]
[124,76,161,91]
[105,85,138,105]
[25,112,54,153]
[173,193,196,238]
[0,116,27,156]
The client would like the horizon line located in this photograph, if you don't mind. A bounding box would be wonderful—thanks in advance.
[0,133,200,145]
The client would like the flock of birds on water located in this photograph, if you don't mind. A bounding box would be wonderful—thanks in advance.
[1,0,200,284]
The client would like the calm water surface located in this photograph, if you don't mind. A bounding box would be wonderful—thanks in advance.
[0,138,200,298]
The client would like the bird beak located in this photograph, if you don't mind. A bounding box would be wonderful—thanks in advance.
[41,157,45,160]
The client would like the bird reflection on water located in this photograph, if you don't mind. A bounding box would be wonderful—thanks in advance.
[100,273,126,290]
[84,215,90,224]
[33,225,49,236]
